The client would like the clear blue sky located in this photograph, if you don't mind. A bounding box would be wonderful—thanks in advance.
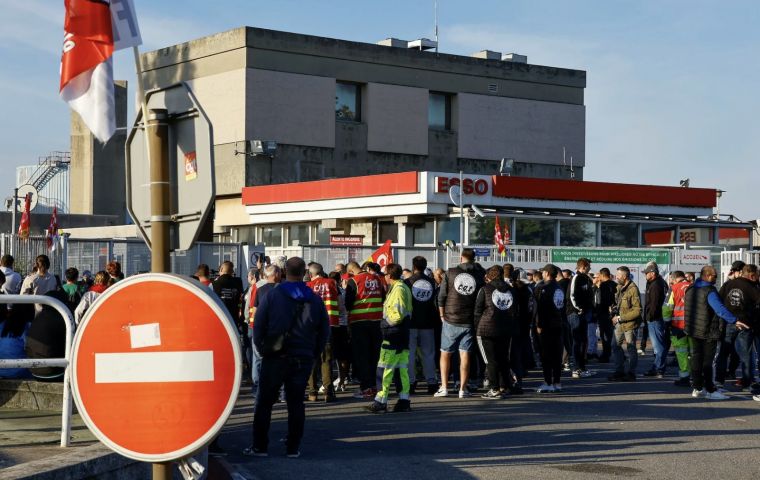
[1,0,758,222]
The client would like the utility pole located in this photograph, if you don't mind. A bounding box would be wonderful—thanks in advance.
[459,170,464,247]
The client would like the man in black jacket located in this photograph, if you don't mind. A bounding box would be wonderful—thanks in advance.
[246,257,329,458]
[567,258,594,378]
[534,264,566,393]
[594,268,618,363]
[643,262,669,378]
[405,256,439,394]
[719,264,760,390]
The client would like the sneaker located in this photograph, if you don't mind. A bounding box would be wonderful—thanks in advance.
[572,369,592,379]
[643,370,658,377]
[607,372,627,382]
[579,370,593,378]
[307,393,318,402]
[335,383,346,393]
[752,395,760,402]
[705,390,729,400]
[673,377,691,387]
[427,384,440,395]
[242,445,268,457]
[536,383,555,393]
[692,388,707,398]
[735,379,750,389]
[637,349,645,355]
[433,387,449,397]
[750,383,760,395]
[286,450,301,458]
[366,400,387,413]
[392,399,412,412]
[318,385,326,394]
[458,390,472,398]
[562,363,571,372]
[483,378,491,389]
[324,393,337,403]
[572,370,581,379]
[554,383,563,392]
[352,388,376,400]
[481,389,502,399]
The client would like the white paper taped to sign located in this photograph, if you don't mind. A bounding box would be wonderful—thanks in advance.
[129,323,161,349]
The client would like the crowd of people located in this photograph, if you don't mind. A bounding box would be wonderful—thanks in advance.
[2,249,758,459]
[233,249,760,458]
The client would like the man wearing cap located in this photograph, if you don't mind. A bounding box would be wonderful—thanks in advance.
[608,266,643,381]
[712,260,744,391]
[664,271,692,386]
[534,264,566,392]
[566,258,594,379]
[643,262,669,378]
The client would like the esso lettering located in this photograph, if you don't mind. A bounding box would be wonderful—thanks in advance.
[436,176,489,196]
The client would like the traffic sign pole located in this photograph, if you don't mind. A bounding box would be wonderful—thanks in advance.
[148,109,171,480]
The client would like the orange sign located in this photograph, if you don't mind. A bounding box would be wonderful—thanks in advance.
[71,274,241,462]
[184,151,198,181]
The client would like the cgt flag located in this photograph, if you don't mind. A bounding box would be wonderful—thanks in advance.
[18,194,31,240]
[494,215,506,255]
[367,240,394,269]
[46,207,60,251]
[60,0,142,143]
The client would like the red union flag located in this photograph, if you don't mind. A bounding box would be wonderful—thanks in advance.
[368,240,394,269]
[18,194,32,239]
[60,0,116,143]
[494,215,506,255]
[46,207,60,251]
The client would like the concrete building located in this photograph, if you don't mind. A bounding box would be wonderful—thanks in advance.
[139,27,587,241]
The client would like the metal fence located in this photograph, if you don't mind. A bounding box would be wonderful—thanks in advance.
[0,234,245,279]
[721,249,760,281]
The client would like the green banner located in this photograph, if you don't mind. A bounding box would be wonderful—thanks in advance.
[550,248,670,265]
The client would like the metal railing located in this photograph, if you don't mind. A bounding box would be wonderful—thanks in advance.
[0,295,75,447]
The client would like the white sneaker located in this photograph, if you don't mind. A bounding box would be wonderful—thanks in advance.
[433,387,449,397]
[637,349,645,356]
[459,390,472,398]
[752,395,760,402]
[483,378,490,389]
[318,385,326,394]
[706,390,729,400]
[554,383,563,392]
[536,383,555,393]
[579,370,593,378]
[692,388,706,398]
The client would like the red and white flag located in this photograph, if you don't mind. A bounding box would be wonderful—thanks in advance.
[18,194,32,240]
[368,240,394,269]
[494,215,506,255]
[60,0,142,143]
[46,207,60,251]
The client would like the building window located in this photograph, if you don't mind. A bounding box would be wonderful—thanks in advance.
[601,223,638,247]
[413,219,435,245]
[515,218,555,246]
[236,226,256,244]
[261,225,282,248]
[437,217,461,244]
[428,92,451,130]
[288,224,310,246]
[641,224,676,246]
[315,225,331,245]
[378,221,398,244]
[560,221,596,247]
[718,227,750,248]
[468,216,512,245]
[336,82,361,122]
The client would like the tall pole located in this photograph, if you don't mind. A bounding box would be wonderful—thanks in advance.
[459,170,464,248]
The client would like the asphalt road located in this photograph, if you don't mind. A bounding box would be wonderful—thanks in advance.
[215,354,760,480]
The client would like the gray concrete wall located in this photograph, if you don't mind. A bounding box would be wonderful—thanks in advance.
[185,69,246,145]
[366,83,428,155]
[457,93,586,166]
[246,68,335,148]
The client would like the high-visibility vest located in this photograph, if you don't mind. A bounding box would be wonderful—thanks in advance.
[671,280,691,329]
[348,272,384,323]
[308,277,340,327]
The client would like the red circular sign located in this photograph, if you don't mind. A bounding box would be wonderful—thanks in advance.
[71,274,242,462]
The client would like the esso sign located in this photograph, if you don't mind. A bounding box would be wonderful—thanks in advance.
[436,176,489,196]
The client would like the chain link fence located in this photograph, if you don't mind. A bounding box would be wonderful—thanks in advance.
[0,234,244,279]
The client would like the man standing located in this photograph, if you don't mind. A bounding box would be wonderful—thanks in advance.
[608,266,642,382]
[718,264,760,391]
[665,271,693,387]
[567,258,594,378]
[247,257,329,458]
[0,255,21,295]
[594,268,618,363]
[684,266,743,400]
[306,263,338,402]
[643,262,669,378]
[213,261,244,330]
[345,261,385,399]
[367,263,413,413]
[435,248,484,398]
[405,256,439,394]
[534,264,566,393]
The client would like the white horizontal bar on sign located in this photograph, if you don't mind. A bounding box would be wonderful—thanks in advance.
[95,351,214,383]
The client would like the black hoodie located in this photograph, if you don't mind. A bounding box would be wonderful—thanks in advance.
[474,278,518,337]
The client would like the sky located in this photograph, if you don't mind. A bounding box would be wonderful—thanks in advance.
[1,0,759,222]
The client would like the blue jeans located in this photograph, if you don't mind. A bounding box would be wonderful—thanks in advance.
[647,319,667,374]
[248,327,262,386]
[735,329,755,385]
[714,323,739,384]
[252,356,313,453]
[567,311,591,370]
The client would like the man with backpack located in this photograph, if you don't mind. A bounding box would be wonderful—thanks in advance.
[246,257,329,458]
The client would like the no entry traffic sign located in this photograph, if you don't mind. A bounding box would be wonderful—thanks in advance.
[71,274,242,462]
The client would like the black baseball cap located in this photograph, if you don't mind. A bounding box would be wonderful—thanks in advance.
[730,260,746,273]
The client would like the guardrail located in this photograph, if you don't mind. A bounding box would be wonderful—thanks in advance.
[0,295,74,447]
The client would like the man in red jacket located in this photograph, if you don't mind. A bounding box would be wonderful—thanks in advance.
[306,263,338,402]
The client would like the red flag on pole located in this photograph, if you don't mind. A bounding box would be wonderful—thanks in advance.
[60,0,116,143]
[494,215,506,255]
[46,207,60,251]
[503,219,511,253]
[18,194,31,239]
[368,240,394,269]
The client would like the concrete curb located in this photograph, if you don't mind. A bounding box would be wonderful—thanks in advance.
[0,380,68,411]
[0,443,148,480]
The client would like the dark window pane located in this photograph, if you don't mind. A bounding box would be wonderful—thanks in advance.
[413,220,435,245]
[641,224,675,246]
[560,221,596,247]
[601,223,638,247]
[437,217,461,244]
[515,219,555,246]
[336,82,360,121]
[288,224,310,246]
[315,225,331,245]
[262,225,282,247]
[429,93,450,130]
[378,221,398,244]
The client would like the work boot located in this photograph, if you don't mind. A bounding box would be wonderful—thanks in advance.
[392,399,412,412]
[366,400,387,413]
